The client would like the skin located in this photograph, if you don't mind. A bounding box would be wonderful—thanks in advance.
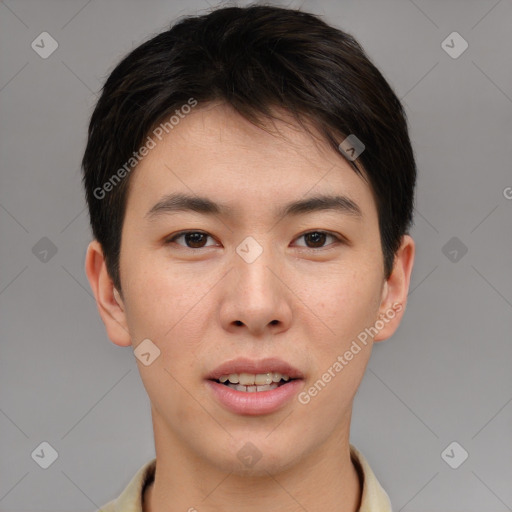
[85,102,414,512]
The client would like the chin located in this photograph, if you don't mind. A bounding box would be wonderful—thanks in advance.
[202,437,305,477]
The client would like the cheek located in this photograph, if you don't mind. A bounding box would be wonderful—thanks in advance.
[124,261,218,374]
[122,252,207,339]
[308,266,382,347]
[302,264,382,412]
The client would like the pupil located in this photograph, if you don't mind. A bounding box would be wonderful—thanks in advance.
[186,233,206,248]
[306,232,325,248]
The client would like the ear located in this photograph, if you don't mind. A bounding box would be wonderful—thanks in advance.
[373,234,415,342]
[84,239,132,347]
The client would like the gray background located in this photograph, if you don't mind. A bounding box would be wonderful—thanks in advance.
[1,0,511,510]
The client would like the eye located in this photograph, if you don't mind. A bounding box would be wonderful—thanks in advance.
[164,230,343,250]
[164,231,217,249]
[293,231,342,249]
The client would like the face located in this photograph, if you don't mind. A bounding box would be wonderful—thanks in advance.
[86,102,414,476]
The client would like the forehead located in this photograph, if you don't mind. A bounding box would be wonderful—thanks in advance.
[124,102,377,222]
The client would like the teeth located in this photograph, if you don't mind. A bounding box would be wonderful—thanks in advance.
[240,373,256,385]
[218,372,291,384]
[227,383,279,392]
[255,373,272,385]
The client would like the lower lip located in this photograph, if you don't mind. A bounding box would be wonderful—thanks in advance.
[205,379,303,416]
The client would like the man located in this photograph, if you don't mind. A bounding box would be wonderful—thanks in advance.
[82,4,416,511]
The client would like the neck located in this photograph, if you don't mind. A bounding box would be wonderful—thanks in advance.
[143,413,362,512]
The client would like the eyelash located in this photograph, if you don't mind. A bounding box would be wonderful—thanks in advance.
[164,230,344,251]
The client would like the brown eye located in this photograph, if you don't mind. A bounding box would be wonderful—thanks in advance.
[304,232,327,248]
[295,231,339,249]
[183,232,208,248]
[165,231,215,249]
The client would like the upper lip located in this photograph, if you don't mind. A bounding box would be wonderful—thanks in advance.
[207,357,304,381]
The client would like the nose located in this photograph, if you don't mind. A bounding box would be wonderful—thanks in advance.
[219,239,293,336]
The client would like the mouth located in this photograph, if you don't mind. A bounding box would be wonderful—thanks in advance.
[206,357,304,382]
[211,372,296,392]
[205,358,304,415]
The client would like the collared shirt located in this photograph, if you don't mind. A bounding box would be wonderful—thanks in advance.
[98,444,392,512]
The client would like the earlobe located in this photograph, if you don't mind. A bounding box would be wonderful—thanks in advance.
[84,240,131,347]
[373,235,415,342]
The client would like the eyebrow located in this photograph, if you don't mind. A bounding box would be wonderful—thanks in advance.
[145,192,362,221]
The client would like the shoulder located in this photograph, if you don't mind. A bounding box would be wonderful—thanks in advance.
[350,444,393,512]
[96,458,157,512]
